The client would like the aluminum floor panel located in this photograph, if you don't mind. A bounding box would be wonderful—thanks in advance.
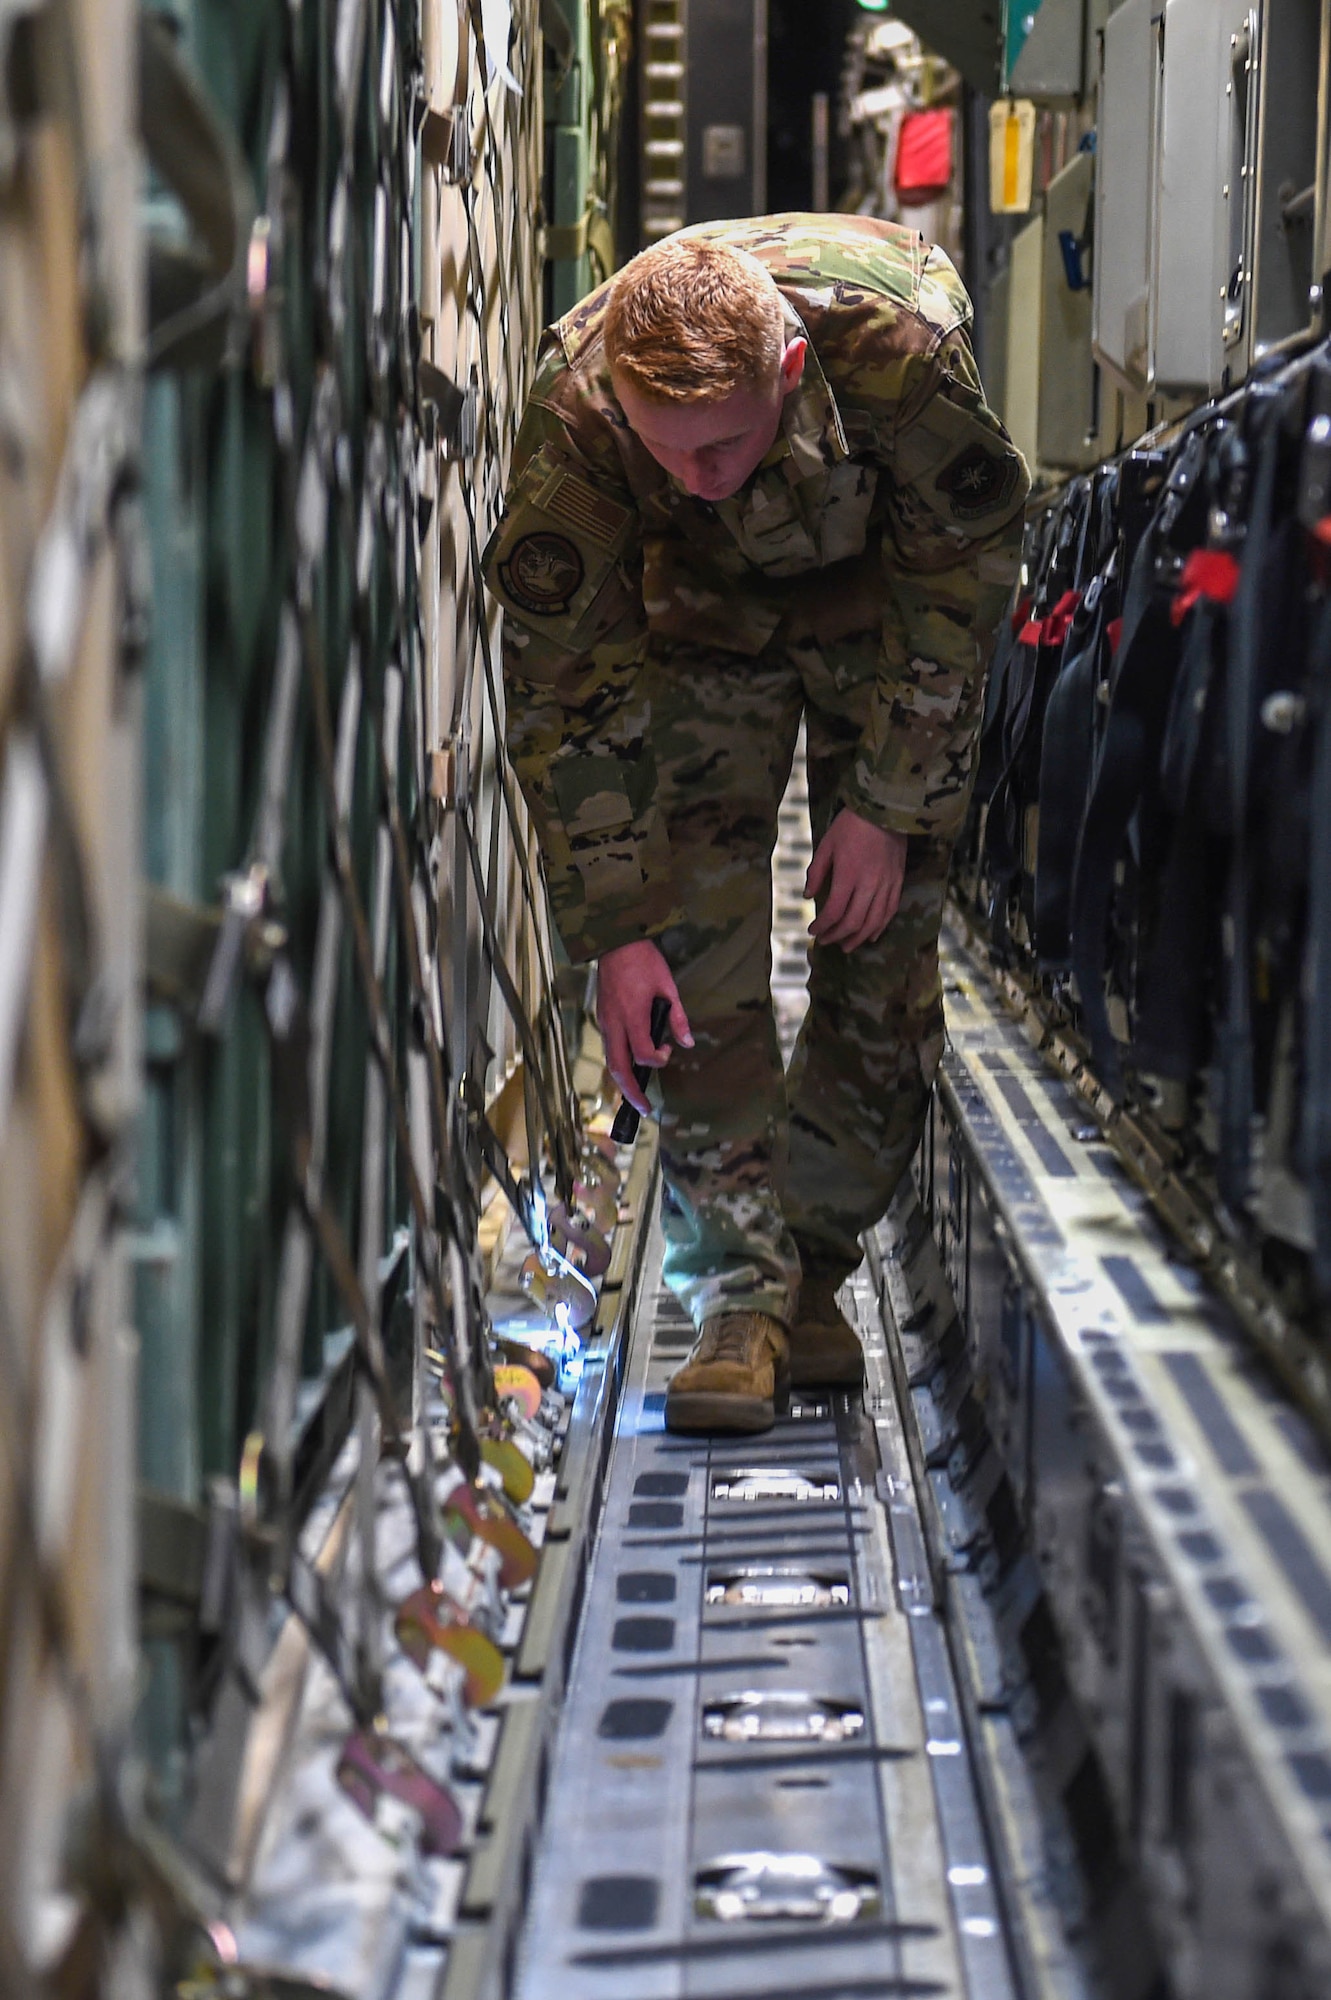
[515,1205,1014,2000]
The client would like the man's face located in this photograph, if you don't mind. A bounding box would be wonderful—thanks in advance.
[612,339,807,503]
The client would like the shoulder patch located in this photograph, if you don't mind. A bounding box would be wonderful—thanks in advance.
[533,464,634,548]
[483,436,640,641]
[499,532,585,616]
[935,443,1022,523]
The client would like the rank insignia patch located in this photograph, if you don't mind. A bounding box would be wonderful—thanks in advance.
[500,531,585,615]
[935,443,1020,522]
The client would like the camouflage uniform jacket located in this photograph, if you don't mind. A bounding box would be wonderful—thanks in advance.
[481,213,1030,963]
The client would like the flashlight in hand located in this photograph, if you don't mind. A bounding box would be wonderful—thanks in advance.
[610,995,673,1145]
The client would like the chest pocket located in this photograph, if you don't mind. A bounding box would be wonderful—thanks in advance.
[717,480,819,574]
[483,442,640,652]
[714,458,879,577]
[818,459,879,565]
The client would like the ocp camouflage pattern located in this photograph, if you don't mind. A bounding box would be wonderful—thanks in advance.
[638,636,957,1325]
[483,211,1029,964]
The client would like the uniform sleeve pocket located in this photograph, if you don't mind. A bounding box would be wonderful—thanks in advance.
[549,751,650,836]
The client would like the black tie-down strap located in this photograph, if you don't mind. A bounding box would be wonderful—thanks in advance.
[972,503,1060,811]
[951,346,1331,1420]
[1033,463,1124,969]
[1064,430,1216,1097]
[979,486,1092,955]
[1206,392,1277,1204]
[1302,595,1331,1295]
[1006,361,1331,1217]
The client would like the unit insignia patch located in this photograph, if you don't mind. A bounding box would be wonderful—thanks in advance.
[500,531,585,615]
[935,443,1020,522]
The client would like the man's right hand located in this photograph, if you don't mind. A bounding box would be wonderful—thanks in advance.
[596,940,693,1116]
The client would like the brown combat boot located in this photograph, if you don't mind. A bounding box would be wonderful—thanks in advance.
[789,1262,865,1390]
[664,1311,790,1435]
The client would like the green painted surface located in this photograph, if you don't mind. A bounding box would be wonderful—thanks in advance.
[132,0,427,1789]
[138,377,205,1504]
[548,0,594,315]
[1003,0,1044,80]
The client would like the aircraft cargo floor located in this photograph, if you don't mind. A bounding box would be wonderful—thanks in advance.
[509,744,1022,2000]
[513,1222,1018,2000]
[481,743,1331,2000]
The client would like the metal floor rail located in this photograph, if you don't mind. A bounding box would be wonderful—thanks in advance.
[886,926,1331,2000]
[502,746,1091,2000]
[513,1206,1018,2000]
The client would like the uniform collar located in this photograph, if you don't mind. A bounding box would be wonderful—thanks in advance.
[772,294,849,483]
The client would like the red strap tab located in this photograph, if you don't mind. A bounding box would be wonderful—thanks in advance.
[1170,549,1241,626]
[1015,588,1081,650]
[1107,617,1124,657]
[1042,588,1082,648]
[894,106,955,204]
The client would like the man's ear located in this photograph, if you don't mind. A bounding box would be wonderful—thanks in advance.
[779,336,807,398]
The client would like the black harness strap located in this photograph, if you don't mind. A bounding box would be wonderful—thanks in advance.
[1066,441,1202,1094]
[1301,593,1331,1293]
[1132,423,1245,1080]
[1216,388,1284,1207]
[1131,590,1229,1081]
[974,506,1056,806]
[1034,466,1121,968]
[980,487,1089,954]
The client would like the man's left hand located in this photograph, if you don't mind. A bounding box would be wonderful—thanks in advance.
[805,808,908,952]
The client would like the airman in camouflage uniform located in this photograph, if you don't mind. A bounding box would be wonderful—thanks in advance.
[482,214,1028,1426]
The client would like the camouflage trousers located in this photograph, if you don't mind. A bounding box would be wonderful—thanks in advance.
[644,630,952,1330]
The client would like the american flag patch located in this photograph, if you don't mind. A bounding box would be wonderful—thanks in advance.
[534,466,633,548]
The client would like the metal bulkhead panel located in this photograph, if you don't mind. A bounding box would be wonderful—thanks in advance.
[1092,0,1160,393]
[1249,0,1326,365]
[1004,0,1088,104]
[682,0,767,224]
[1039,149,1101,469]
[1152,0,1259,397]
[985,259,1013,428]
[1312,0,1331,326]
[1004,212,1045,475]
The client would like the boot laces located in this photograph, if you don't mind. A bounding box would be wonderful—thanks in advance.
[702,1315,765,1365]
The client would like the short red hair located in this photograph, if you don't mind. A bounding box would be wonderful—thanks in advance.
[603,235,786,403]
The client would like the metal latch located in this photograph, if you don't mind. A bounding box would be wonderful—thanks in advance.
[430,735,467,810]
[695,1852,881,1924]
[421,103,471,184]
[705,1568,850,1610]
[1057,227,1091,293]
[420,358,479,459]
[197,861,271,1035]
[710,1466,841,1504]
[701,1692,866,1744]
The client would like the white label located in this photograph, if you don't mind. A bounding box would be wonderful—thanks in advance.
[702,124,746,179]
[374,1790,423,1847]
